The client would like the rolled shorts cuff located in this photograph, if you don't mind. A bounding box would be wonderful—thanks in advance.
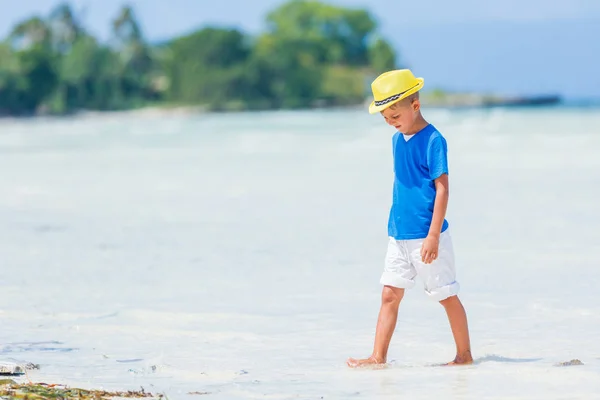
[425,281,460,302]
[380,271,416,289]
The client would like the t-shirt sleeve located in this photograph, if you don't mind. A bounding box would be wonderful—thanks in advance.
[427,135,449,180]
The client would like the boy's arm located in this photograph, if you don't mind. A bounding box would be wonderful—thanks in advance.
[421,134,449,264]
[421,173,449,264]
[428,173,449,238]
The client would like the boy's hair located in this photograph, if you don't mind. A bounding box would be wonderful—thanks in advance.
[389,92,420,111]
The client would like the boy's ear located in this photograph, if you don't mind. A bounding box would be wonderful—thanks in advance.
[412,99,421,112]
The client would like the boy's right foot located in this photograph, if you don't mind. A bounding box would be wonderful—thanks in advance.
[445,350,473,365]
[346,355,386,368]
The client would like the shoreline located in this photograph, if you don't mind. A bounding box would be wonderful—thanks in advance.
[1,93,598,120]
[418,91,563,108]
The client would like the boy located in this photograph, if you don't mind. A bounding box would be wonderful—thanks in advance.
[347,69,473,367]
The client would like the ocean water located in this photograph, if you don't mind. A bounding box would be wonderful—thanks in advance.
[1,107,599,399]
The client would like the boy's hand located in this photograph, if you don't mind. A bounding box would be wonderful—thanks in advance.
[421,234,440,264]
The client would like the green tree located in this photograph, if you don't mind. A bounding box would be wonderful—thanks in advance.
[165,27,251,109]
[48,3,84,53]
[251,34,323,108]
[368,37,397,74]
[265,0,378,66]
[257,0,398,106]
[55,36,124,111]
[0,0,401,115]
[0,44,58,114]
[112,6,153,82]
[9,17,52,49]
[0,44,24,114]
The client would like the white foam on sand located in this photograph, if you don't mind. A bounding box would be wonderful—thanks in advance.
[1,108,600,399]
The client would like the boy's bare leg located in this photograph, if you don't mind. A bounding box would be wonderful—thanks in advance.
[347,286,404,367]
[439,295,473,365]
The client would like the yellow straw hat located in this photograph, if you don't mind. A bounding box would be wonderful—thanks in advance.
[368,69,424,114]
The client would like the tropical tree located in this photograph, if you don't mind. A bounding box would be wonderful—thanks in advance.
[0,0,401,115]
[9,17,51,49]
[48,3,84,53]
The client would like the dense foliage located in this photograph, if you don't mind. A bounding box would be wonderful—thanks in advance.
[0,0,398,115]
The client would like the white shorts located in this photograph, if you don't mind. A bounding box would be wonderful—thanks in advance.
[380,229,460,302]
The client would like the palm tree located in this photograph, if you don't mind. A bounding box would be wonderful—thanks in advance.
[10,17,51,49]
[111,5,152,78]
[112,5,142,46]
[49,3,85,52]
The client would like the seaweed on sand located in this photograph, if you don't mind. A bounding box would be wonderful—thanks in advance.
[0,380,164,399]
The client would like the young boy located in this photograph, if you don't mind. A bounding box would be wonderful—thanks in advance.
[347,69,473,367]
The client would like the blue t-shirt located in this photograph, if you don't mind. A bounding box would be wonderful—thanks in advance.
[388,124,449,240]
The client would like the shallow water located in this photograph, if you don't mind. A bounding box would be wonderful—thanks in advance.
[1,107,599,399]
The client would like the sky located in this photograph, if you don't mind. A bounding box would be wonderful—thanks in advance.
[1,0,599,99]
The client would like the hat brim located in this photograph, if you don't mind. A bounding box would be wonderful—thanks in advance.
[368,78,424,114]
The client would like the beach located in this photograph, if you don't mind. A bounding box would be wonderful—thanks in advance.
[1,107,599,399]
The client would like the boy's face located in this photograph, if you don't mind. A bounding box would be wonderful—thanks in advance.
[380,97,420,134]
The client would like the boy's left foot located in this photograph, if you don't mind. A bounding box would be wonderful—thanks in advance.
[346,355,386,368]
